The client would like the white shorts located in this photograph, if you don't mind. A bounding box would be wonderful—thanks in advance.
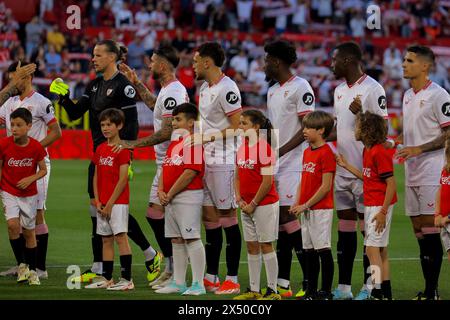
[1,191,38,230]
[301,209,333,250]
[165,190,203,239]
[334,175,364,213]
[441,224,450,253]
[241,202,279,243]
[405,185,440,217]
[36,158,51,210]
[203,165,237,209]
[148,165,162,206]
[275,170,301,207]
[96,204,129,236]
[364,205,394,247]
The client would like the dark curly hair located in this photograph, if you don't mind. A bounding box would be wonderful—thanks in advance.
[264,40,297,66]
[357,111,387,148]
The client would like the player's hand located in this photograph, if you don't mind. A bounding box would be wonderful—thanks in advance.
[111,140,135,153]
[349,95,362,114]
[118,63,139,85]
[434,215,443,227]
[49,78,69,96]
[16,176,34,189]
[373,211,386,233]
[10,61,36,87]
[395,146,422,160]
[335,153,348,168]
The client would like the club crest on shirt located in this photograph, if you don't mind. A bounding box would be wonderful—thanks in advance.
[337,95,342,100]
[284,91,289,98]
[419,100,425,108]
[106,88,113,96]
[92,85,97,92]
[442,102,450,117]
[210,94,215,102]
[303,162,316,173]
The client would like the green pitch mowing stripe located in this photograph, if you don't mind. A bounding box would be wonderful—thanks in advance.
[0,160,448,300]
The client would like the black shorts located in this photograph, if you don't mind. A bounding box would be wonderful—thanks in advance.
[88,161,95,199]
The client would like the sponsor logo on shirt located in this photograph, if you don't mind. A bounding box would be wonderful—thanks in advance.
[442,102,450,117]
[163,154,183,166]
[99,156,114,167]
[302,162,316,173]
[164,97,177,110]
[302,92,314,106]
[237,159,256,170]
[7,158,33,167]
[442,176,450,185]
[226,91,239,104]
[378,95,387,109]
[124,85,136,98]
[363,167,371,178]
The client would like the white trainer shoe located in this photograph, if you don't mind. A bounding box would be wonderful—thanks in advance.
[85,276,114,289]
[0,266,18,277]
[36,269,48,279]
[155,280,187,294]
[107,278,135,291]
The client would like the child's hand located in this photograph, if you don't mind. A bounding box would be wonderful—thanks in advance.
[100,203,113,218]
[16,176,34,189]
[444,216,450,225]
[242,203,255,215]
[435,215,443,227]
[158,190,169,206]
[289,204,307,217]
[373,211,386,233]
[237,199,247,209]
[335,154,348,168]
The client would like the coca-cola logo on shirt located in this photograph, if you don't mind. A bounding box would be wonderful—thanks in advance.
[163,154,183,166]
[363,167,371,178]
[303,162,316,173]
[442,176,450,186]
[99,156,114,166]
[237,159,256,170]
[7,158,33,167]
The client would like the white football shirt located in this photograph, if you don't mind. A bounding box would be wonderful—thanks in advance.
[153,80,189,165]
[334,74,388,177]
[198,75,242,166]
[403,80,450,186]
[0,91,57,160]
[266,75,315,172]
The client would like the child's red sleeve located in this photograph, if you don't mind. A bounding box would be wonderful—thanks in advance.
[322,147,336,173]
[375,147,394,179]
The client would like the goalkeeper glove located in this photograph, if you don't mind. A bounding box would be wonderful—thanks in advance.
[49,78,69,96]
[128,162,134,181]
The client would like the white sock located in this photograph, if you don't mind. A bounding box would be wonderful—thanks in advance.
[263,251,278,292]
[225,275,238,283]
[186,240,206,284]
[248,253,262,292]
[205,273,217,283]
[172,243,188,285]
[143,246,156,261]
[277,278,289,288]
[91,262,102,275]
[164,256,173,273]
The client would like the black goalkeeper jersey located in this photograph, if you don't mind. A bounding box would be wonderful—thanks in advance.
[59,71,139,150]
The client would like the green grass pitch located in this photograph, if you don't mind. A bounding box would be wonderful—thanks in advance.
[0,160,448,300]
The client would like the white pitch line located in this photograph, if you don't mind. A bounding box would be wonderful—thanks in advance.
[0,257,421,269]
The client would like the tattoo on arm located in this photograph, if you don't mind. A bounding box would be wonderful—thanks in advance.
[135,82,157,110]
[419,126,450,153]
[0,85,18,106]
[123,118,173,148]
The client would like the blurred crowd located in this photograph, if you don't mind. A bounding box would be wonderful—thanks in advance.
[1,0,450,110]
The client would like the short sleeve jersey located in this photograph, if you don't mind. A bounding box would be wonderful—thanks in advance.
[402,81,450,186]
[153,80,189,165]
[334,74,388,177]
[299,143,336,210]
[236,138,279,205]
[267,76,315,172]
[0,91,57,159]
[0,136,47,197]
[83,72,139,150]
[362,144,397,207]
[93,142,131,205]
[198,75,242,166]
[162,137,204,193]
